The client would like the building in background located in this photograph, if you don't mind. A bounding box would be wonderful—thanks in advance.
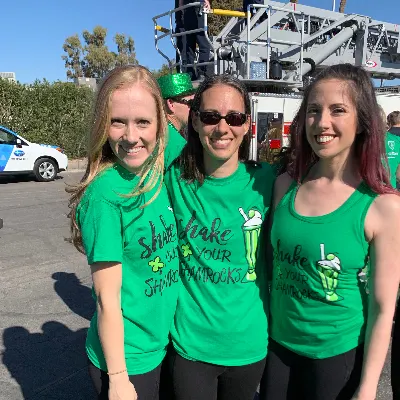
[74,77,97,91]
[0,72,16,82]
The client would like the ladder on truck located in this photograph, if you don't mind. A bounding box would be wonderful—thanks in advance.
[152,1,400,162]
[153,0,400,90]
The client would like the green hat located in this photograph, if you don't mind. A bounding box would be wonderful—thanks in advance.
[157,73,196,99]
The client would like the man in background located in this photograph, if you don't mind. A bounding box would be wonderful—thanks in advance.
[180,0,213,81]
[158,72,196,138]
[388,111,400,137]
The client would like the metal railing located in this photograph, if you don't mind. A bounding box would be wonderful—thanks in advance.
[153,2,252,76]
[152,2,306,81]
[245,3,305,81]
[152,2,215,74]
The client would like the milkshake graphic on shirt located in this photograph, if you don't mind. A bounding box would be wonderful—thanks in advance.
[239,208,263,282]
[317,244,343,302]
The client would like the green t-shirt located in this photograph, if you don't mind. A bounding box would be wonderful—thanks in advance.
[385,132,400,188]
[77,164,180,374]
[165,122,186,168]
[270,181,377,359]
[165,162,275,366]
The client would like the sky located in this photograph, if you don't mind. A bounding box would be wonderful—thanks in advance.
[0,0,398,84]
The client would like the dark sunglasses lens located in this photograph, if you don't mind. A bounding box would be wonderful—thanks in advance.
[187,99,194,107]
[225,113,246,126]
[199,112,221,125]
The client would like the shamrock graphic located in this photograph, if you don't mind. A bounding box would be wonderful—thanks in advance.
[181,243,192,258]
[149,256,164,273]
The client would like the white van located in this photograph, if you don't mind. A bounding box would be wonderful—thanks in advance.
[0,126,68,182]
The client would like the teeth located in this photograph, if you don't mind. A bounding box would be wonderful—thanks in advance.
[212,139,230,144]
[123,146,143,154]
[316,135,335,144]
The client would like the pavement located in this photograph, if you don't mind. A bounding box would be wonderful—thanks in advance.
[0,172,96,400]
[67,159,87,172]
[0,171,394,400]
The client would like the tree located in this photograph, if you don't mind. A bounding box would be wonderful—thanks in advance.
[81,26,115,79]
[62,26,138,80]
[114,34,138,67]
[151,62,176,79]
[339,0,347,13]
[62,35,84,80]
[208,0,242,37]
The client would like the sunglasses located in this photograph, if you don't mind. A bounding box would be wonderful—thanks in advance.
[172,98,194,107]
[197,111,248,127]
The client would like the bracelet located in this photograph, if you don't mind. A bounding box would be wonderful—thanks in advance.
[107,369,127,376]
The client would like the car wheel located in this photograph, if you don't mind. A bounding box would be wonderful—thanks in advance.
[33,158,58,182]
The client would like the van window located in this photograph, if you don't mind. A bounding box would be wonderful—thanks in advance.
[0,130,17,145]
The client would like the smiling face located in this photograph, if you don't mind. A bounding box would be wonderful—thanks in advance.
[192,84,250,168]
[305,79,358,161]
[108,83,158,174]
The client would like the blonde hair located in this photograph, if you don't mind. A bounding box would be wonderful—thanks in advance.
[67,65,167,253]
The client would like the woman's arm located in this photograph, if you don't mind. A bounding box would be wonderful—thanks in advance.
[92,262,137,400]
[355,195,400,399]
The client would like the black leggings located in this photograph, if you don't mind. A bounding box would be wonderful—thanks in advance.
[170,350,266,400]
[260,339,363,400]
[88,361,161,400]
[392,299,400,400]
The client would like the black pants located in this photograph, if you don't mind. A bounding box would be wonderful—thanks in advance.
[260,339,363,400]
[88,361,161,400]
[392,299,400,399]
[175,25,187,74]
[170,350,266,400]
[183,8,212,80]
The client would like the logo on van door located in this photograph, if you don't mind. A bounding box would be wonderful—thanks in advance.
[14,150,25,157]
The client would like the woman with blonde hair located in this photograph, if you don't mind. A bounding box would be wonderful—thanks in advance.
[68,65,184,400]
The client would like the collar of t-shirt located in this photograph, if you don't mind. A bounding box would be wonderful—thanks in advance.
[389,127,400,137]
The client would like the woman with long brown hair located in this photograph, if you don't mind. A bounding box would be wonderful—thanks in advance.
[165,74,275,399]
[261,63,400,400]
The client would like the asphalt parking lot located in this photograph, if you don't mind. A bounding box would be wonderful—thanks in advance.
[0,171,394,400]
[0,172,96,400]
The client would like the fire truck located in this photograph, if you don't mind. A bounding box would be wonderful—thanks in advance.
[153,1,400,160]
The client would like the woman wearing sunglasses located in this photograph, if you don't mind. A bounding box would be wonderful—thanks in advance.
[164,74,275,399]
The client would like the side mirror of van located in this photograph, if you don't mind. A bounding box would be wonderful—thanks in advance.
[16,139,22,148]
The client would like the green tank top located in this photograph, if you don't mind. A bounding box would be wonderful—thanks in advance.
[270,180,377,359]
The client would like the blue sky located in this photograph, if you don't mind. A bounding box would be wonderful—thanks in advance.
[0,0,398,84]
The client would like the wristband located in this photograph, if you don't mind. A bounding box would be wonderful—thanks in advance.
[107,369,127,376]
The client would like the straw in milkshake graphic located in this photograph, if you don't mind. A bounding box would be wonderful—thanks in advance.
[239,208,263,282]
[317,244,343,302]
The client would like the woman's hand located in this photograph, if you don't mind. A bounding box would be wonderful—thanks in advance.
[108,373,137,400]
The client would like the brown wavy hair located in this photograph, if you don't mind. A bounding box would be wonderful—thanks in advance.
[277,63,397,195]
[66,65,167,253]
[178,74,251,184]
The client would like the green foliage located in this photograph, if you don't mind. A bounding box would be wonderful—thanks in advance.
[0,78,94,159]
[62,35,84,80]
[208,0,242,36]
[114,34,138,67]
[151,62,176,79]
[62,26,138,80]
